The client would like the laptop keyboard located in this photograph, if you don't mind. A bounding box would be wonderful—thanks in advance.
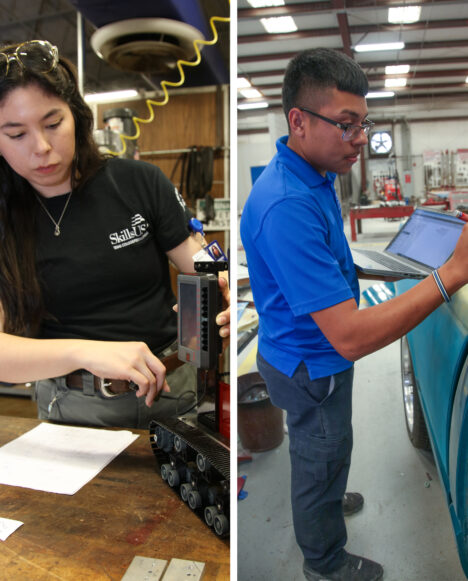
[354,248,424,274]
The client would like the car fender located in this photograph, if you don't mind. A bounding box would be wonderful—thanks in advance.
[397,279,468,574]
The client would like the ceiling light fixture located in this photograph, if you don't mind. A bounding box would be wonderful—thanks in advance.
[240,88,264,99]
[238,101,269,110]
[366,91,395,99]
[237,77,252,89]
[260,16,297,34]
[385,78,407,88]
[385,64,410,75]
[388,6,421,24]
[354,42,405,53]
[84,89,139,104]
[247,0,285,6]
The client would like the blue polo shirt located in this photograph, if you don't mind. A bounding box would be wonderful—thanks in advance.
[240,136,360,380]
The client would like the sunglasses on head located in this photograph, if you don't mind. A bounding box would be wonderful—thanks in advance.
[0,40,58,78]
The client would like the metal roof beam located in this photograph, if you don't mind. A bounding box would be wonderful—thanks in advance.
[332,0,353,58]
[239,18,468,45]
[240,40,468,80]
[238,0,466,19]
[240,89,468,108]
[0,10,75,34]
[248,80,468,92]
[367,68,468,81]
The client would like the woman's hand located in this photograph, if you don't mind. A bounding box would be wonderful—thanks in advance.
[79,340,170,407]
[173,274,231,346]
[216,275,230,348]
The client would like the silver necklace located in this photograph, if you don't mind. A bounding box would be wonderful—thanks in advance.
[35,191,73,236]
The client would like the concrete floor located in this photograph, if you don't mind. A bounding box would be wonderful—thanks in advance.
[237,213,467,581]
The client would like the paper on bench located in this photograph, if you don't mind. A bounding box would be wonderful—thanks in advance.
[0,423,138,495]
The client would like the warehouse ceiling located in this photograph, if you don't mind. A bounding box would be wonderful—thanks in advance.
[0,0,229,94]
[238,0,468,132]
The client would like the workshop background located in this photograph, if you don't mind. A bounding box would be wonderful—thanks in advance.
[237,0,468,214]
[237,2,468,581]
[0,2,231,579]
[0,0,230,399]
[0,0,230,258]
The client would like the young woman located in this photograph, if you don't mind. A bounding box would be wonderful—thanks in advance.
[0,40,230,428]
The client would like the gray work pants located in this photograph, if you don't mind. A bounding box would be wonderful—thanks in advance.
[35,362,197,429]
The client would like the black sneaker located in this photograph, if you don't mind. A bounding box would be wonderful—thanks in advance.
[343,492,364,516]
[303,553,383,581]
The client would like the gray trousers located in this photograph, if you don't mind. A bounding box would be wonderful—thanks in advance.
[36,362,197,429]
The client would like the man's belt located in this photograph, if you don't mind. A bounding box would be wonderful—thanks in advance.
[65,351,184,398]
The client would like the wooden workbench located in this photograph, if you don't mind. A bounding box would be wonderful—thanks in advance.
[0,417,229,580]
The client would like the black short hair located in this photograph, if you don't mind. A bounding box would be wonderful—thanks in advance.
[282,48,369,121]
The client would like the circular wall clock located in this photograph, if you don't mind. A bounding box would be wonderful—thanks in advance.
[369,131,393,155]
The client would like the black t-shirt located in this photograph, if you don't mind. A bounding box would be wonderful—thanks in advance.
[36,158,189,353]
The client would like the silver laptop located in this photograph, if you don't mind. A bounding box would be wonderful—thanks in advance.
[351,208,464,279]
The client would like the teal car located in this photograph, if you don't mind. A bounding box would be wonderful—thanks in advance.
[397,279,468,576]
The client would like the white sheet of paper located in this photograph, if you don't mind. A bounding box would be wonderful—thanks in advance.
[0,423,138,495]
[0,517,23,541]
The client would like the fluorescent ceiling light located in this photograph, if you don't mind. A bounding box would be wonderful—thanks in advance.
[355,42,405,53]
[385,78,407,88]
[388,6,421,24]
[260,16,297,34]
[238,101,269,110]
[237,77,251,89]
[84,89,139,104]
[366,91,395,99]
[247,0,285,6]
[240,88,263,99]
[466,76,468,83]
[385,64,410,75]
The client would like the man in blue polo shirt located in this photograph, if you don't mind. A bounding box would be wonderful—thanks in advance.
[240,48,468,581]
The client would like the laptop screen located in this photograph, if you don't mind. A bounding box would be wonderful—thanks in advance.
[386,208,464,269]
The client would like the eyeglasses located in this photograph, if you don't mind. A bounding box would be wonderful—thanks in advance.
[298,106,375,142]
[0,40,58,78]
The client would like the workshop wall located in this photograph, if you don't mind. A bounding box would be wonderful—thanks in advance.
[237,110,287,212]
[400,119,468,200]
[238,133,271,213]
[96,87,228,206]
[237,113,468,213]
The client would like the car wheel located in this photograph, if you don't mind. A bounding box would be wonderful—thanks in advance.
[401,336,431,450]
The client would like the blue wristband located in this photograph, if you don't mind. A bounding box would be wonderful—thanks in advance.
[432,269,450,303]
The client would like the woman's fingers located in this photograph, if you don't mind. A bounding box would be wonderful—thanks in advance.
[216,276,231,341]
[84,341,170,408]
[132,351,172,407]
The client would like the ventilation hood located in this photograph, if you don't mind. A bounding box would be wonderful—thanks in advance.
[69,0,229,87]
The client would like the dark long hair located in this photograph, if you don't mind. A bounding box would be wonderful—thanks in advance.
[0,43,106,336]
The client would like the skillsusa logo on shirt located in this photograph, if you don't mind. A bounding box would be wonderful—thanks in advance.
[174,187,187,210]
[109,214,150,249]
